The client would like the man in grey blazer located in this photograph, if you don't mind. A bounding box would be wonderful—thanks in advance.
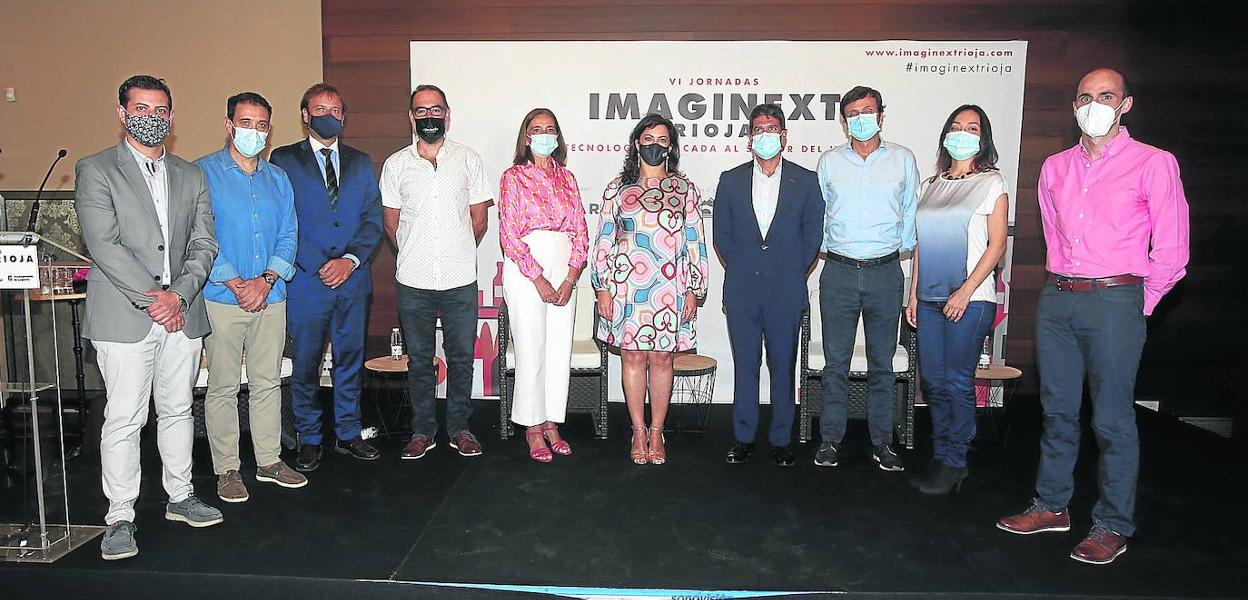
[75,75,222,561]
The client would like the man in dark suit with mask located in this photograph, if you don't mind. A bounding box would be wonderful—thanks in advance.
[712,104,824,467]
[269,83,383,472]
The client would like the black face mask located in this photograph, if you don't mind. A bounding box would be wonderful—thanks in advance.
[414,117,446,144]
[637,143,669,167]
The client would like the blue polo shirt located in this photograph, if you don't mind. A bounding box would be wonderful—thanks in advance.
[195,145,298,305]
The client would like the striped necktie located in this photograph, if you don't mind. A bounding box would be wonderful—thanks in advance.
[320,148,338,210]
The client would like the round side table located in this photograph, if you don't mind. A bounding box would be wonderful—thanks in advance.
[668,354,717,434]
[364,356,440,439]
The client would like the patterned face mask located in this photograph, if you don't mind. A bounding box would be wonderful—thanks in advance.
[125,112,171,147]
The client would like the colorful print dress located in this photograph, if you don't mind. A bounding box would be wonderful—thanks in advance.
[591,175,709,351]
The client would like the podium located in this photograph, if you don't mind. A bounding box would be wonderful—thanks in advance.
[0,231,103,562]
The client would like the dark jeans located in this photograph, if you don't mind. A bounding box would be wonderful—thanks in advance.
[818,258,903,446]
[397,282,478,438]
[917,299,996,468]
[1034,281,1146,536]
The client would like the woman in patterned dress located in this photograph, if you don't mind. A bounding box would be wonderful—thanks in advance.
[591,113,709,465]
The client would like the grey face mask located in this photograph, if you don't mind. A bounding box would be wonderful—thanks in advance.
[125,112,171,147]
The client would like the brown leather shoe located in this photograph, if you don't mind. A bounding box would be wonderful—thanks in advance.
[334,436,380,461]
[1070,527,1128,565]
[450,430,483,457]
[997,502,1071,534]
[401,435,436,460]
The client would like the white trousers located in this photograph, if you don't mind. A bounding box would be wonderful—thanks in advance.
[92,322,202,524]
[502,231,576,427]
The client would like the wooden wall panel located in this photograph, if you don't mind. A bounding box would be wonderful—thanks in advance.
[324,1,1241,414]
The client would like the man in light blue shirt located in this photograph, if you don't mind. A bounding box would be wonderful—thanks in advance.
[813,85,918,472]
[195,92,305,502]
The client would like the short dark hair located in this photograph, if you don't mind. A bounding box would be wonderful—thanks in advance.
[839,85,884,118]
[300,83,347,114]
[410,84,449,109]
[934,104,1000,176]
[749,104,785,131]
[227,92,272,120]
[118,75,172,109]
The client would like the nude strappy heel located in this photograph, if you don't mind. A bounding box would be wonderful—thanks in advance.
[630,426,649,465]
[647,426,666,465]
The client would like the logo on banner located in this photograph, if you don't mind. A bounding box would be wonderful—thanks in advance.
[0,245,39,289]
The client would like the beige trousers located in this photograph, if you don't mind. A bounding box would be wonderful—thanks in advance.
[203,301,287,474]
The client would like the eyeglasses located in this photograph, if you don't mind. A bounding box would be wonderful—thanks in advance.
[412,106,448,118]
[751,125,782,135]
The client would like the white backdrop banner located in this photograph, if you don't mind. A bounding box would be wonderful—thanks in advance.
[409,40,1028,403]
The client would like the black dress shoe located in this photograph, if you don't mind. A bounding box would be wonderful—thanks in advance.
[725,442,755,464]
[771,446,796,467]
[295,444,321,472]
[335,436,380,461]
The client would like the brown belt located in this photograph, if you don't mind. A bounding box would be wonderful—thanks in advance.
[1050,274,1143,292]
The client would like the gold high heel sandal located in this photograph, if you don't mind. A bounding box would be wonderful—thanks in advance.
[630,426,649,465]
[647,426,666,465]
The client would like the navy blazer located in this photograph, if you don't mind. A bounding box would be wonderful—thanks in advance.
[269,139,382,299]
[712,158,824,313]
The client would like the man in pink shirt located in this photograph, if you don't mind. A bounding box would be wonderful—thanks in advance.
[996,68,1189,565]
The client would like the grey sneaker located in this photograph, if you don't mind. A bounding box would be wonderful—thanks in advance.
[100,520,138,561]
[216,470,249,503]
[814,442,840,467]
[873,443,905,472]
[165,494,224,528]
[256,461,308,489]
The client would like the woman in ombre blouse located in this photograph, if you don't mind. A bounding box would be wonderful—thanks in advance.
[499,108,589,463]
[906,104,1009,494]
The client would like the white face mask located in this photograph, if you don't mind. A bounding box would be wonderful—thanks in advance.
[1074,101,1121,138]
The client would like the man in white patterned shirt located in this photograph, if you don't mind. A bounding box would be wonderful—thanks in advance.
[381,84,493,460]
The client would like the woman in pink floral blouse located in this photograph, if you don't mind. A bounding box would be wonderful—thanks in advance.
[499,108,589,463]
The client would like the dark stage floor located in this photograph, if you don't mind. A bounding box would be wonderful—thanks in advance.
[2,394,1245,600]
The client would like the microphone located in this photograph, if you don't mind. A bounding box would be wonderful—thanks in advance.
[27,148,68,233]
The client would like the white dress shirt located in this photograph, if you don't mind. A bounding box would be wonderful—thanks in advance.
[379,139,492,290]
[752,160,782,239]
[125,140,171,285]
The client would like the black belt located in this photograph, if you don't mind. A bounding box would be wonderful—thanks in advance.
[823,251,899,268]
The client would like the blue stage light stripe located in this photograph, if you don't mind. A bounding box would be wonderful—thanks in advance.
[371,579,832,599]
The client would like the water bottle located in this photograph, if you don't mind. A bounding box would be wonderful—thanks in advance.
[390,327,403,360]
[978,337,992,369]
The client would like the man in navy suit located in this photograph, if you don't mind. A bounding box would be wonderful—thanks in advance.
[269,83,383,471]
[713,104,825,467]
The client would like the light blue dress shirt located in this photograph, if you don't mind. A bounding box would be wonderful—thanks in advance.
[816,140,919,259]
[195,146,298,305]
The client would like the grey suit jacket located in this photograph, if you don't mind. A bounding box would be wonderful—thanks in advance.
[74,141,218,343]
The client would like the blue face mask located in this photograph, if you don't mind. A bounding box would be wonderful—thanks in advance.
[751,132,782,160]
[529,133,558,157]
[231,125,268,158]
[308,113,343,139]
[942,130,981,161]
[846,113,880,142]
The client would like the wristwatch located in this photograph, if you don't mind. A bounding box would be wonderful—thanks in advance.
[262,272,278,285]
[564,276,578,289]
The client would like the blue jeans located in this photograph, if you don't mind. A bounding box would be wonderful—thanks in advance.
[916,300,995,468]
[1034,281,1146,536]
[818,258,903,446]
[397,282,478,438]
